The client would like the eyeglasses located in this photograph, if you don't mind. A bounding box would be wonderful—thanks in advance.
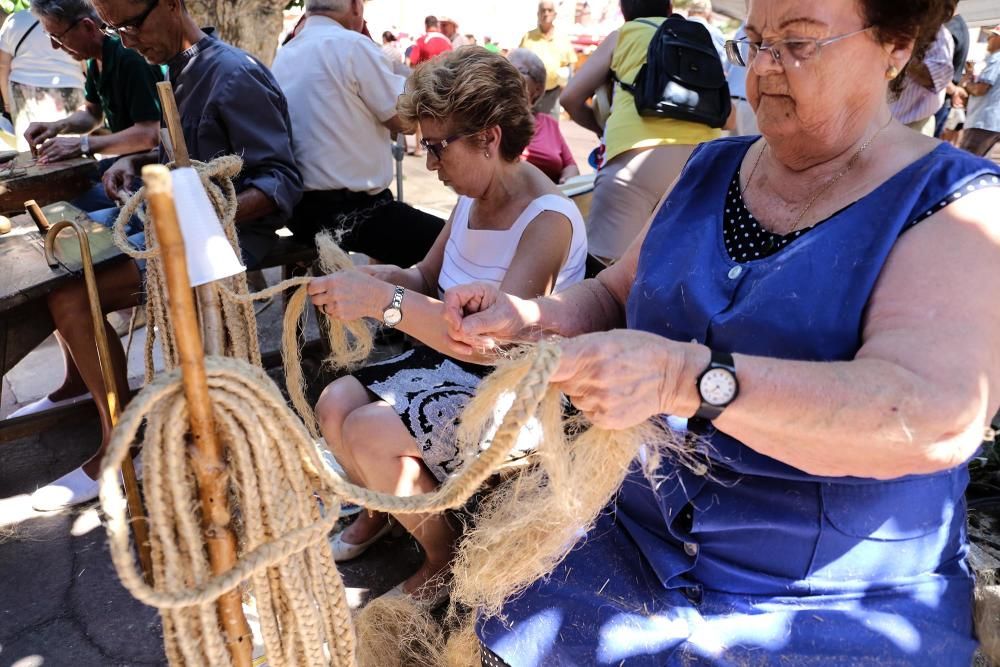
[725,27,872,69]
[49,17,84,48]
[420,134,470,160]
[99,0,159,38]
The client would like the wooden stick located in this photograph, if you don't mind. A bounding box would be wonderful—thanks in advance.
[25,200,50,234]
[142,165,252,667]
[156,82,190,168]
[41,217,153,584]
[156,81,225,356]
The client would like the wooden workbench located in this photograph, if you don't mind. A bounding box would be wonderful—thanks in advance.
[0,202,127,440]
[0,153,98,216]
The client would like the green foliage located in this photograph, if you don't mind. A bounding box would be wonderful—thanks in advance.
[0,0,31,14]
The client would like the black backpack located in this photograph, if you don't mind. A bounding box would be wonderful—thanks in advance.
[613,15,731,129]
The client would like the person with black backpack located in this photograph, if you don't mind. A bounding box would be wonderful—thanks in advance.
[560,0,727,262]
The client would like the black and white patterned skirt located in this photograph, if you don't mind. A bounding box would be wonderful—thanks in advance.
[353,346,542,483]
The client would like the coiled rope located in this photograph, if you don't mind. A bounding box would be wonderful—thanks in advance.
[99,344,562,666]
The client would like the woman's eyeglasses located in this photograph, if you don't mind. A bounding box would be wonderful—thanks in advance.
[100,0,159,37]
[420,134,470,160]
[725,27,872,69]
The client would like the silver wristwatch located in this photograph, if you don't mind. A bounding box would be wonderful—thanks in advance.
[79,134,91,157]
[381,286,404,327]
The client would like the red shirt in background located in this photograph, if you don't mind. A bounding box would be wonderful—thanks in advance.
[522,113,577,183]
[410,31,452,65]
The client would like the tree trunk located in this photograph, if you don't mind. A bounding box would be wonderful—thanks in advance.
[186,0,286,66]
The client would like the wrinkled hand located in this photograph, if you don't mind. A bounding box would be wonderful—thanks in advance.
[24,122,59,155]
[549,330,694,430]
[443,282,541,353]
[37,136,82,164]
[102,157,137,203]
[307,270,386,321]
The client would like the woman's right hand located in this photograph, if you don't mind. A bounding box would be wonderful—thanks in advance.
[443,282,541,352]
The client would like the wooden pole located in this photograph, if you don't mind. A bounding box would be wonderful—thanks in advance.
[41,216,153,585]
[142,165,252,667]
[156,82,190,168]
[155,81,225,353]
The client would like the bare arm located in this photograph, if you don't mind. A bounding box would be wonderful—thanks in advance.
[560,32,617,138]
[88,119,160,156]
[381,114,410,134]
[234,187,277,225]
[965,81,992,97]
[548,187,1000,480]
[558,163,580,183]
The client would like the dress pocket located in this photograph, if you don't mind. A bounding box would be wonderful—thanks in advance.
[820,473,962,542]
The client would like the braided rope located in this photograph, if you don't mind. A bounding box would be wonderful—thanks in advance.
[100,346,560,665]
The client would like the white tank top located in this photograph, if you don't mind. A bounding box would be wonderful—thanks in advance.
[437,194,588,298]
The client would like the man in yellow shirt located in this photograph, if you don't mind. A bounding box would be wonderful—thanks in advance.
[519,1,577,118]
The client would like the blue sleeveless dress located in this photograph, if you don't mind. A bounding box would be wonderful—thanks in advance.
[477,137,1000,666]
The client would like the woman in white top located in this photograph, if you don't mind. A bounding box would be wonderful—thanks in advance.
[0,9,85,149]
[308,48,587,603]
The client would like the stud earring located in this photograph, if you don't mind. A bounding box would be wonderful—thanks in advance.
[885,65,899,80]
[485,150,491,158]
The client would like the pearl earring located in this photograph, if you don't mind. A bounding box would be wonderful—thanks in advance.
[885,65,899,80]
[485,150,491,158]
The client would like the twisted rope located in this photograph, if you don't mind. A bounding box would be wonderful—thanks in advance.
[99,346,560,665]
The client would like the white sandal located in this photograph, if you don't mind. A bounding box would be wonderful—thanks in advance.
[329,520,393,562]
[380,578,451,611]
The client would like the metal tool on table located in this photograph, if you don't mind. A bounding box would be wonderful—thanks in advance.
[38,209,153,585]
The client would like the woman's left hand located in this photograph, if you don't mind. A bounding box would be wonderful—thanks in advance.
[307,270,388,321]
[548,330,703,430]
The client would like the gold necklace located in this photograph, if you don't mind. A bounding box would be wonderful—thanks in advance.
[741,116,893,233]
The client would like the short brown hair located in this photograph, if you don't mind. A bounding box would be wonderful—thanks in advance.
[859,0,957,94]
[860,0,956,55]
[397,48,535,162]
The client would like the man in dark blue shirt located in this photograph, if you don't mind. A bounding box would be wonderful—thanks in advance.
[28,0,303,511]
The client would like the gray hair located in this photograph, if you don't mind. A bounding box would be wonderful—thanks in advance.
[30,0,98,23]
[687,0,713,16]
[304,0,350,12]
[508,48,546,87]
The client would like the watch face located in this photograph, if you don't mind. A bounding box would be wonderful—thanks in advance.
[383,307,402,326]
[699,368,737,406]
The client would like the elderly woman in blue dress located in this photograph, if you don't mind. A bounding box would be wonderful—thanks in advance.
[444,0,1000,663]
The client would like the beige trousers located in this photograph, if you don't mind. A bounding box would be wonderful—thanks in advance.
[587,144,697,261]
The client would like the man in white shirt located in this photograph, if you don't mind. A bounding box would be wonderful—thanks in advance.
[271,0,443,267]
[889,23,954,135]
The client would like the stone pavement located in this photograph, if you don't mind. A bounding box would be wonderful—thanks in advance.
[0,122,599,666]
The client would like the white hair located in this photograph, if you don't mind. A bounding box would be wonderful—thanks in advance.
[687,0,713,16]
[305,0,350,12]
[508,48,547,87]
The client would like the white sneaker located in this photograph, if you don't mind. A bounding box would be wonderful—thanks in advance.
[8,393,90,419]
[30,467,100,511]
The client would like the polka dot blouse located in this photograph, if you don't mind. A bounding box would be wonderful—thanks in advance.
[723,171,1000,263]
